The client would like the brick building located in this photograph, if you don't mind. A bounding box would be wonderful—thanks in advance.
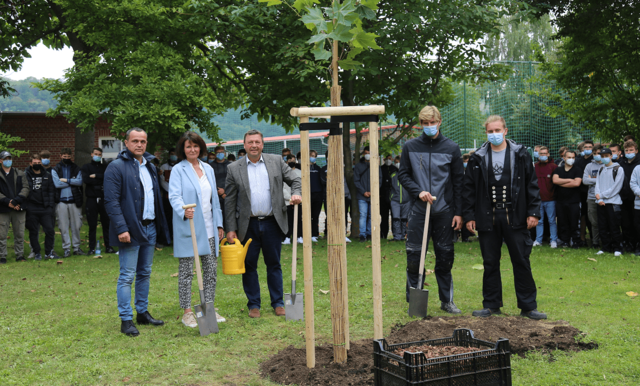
[0,111,117,169]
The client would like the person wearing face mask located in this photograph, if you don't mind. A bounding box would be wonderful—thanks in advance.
[552,150,583,249]
[282,154,303,245]
[533,146,558,248]
[555,146,567,167]
[211,146,231,227]
[380,154,398,240]
[354,146,382,242]
[307,149,324,242]
[575,140,594,248]
[39,150,53,173]
[398,105,464,315]
[82,147,115,255]
[532,145,541,163]
[281,148,292,164]
[394,155,401,170]
[237,148,247,161]
[52,148,85,257]
[582,145,604,250]
[609,144,621,163]
[24,153,57,261]
[0,151,30,264]
[160,148,178,244]
[618,140,640,253]
[464,115,546,320]
[594,148,624,256]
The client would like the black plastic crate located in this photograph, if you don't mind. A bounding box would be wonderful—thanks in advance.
[373,329,511,386]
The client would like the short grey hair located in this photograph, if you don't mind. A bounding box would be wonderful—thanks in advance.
[125,127,147,140]
[243,129,263,143]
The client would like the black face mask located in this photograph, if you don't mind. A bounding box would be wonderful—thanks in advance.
[32,164,44,171]
[288,162,296,168]
[62,159,72,165]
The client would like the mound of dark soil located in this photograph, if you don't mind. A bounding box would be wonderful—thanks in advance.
[260,316,597,386]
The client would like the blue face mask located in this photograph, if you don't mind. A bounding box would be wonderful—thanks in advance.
[594,155,602,162]
[580,151,585,156]
[216,153,225,160]
[2,160,12,168]
[92,156,102,163]
[533,151,539,158]
[423,125,438,136]
[584,149,592,156]
[208,159,215,164]
[612,154,618,160]
[238,156,244,160]
[169,155,177,162]
[602,157,611,165]
[487,132,504,146]
[201,156,208,162]
[310,157,316,163]
[539,156,548,162]
[626,153,636,160]
[463,162,467,168]
[41,158,50,166]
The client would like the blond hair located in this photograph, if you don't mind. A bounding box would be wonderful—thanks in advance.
[484,115,506,129]
[419,105,441,123]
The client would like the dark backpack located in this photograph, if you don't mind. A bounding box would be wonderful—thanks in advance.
[598,164,620,180]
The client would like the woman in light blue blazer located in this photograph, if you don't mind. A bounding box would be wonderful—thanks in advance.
[169,131,225,329]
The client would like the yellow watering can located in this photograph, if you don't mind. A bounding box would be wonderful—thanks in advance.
[219,238,252,275]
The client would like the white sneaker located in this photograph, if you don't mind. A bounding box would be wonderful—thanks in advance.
[596,250,604,255]
[182,312,197,328]
[532,241,542,247]
[550,241,557,249]
[282,237,291,245]
[614,251,622,257]
[345,237,351,243]
[27,251,35,259]
[216,312,226,323]
[311,237,318,242]
[297,237,304,244]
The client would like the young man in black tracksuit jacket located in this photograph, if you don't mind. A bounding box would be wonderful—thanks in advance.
[463,115,546,320]
[81,147,113,254]
[397,105,464,314]
[24,154,57,260]
[618,140,640,253]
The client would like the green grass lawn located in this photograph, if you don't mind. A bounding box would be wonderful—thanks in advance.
[1,224,639,385]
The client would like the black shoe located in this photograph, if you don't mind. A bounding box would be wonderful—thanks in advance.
[520,309,547,320]
[63,249,71,258]
[472,308,501,317]
[45,251,61,260]
[105,247,116,254]
[441,302,462,314]
[34,253,42,261]
[592,244,601,250]
[136,311,164,326]
[73,248,86,256]
[0,258,6,264]
[121,320,140,337]
[359,235,366,242]
[367,235,371,241]
[88,249,95,255]
[635,249,640,256]
[16,256,26,262]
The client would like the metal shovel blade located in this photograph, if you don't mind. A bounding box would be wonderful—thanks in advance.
[285,292,304,321]
[408,287,429,318]
[204,301,219,334]
[193,303,212,337]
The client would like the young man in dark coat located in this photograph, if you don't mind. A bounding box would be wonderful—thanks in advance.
[24,153,57,260]
[0,151,30,263]
[397,105,464,314]
[463,115,546,320]
[82,147,114,254]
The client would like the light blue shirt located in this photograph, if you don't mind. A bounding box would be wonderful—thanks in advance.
[137,157,155,220]
[247,155,272,217]
[52,164,83,202]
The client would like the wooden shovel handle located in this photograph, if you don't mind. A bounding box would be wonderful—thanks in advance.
[292,204,299,280]
[418,197,436,278]
[185,204,205,292]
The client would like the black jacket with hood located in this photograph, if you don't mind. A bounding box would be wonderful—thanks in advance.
[24,166,55,210]
[462,139,541,231]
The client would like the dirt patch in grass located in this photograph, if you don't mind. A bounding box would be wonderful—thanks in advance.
[260,316,598,386]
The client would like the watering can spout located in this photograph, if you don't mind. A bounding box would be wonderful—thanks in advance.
[242,239,252,256]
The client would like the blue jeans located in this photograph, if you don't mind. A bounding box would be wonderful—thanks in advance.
[536,201,558,243]
[117,222,157,321]
[358,200,371,238]
[242,217,284,310]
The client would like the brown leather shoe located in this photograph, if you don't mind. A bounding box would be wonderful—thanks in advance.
[275,306,286,316]
[249,308,261,318]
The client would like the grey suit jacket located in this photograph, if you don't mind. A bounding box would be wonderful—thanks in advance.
[224,153,302,241]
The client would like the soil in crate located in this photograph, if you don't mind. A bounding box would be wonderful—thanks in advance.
[391,344,482,360]
[260,316,597,386]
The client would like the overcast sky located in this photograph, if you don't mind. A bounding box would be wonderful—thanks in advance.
[2,43,74,80]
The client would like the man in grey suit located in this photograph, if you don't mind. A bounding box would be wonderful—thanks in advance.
[225,130,302,318]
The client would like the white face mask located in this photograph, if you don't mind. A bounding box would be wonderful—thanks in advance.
[385,159,392,166]
[395,163,400,169]
[364,154,371,161]
[566,158,575,166]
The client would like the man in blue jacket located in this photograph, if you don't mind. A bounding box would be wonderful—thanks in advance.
[105,128,170,337]
[398,105,464,314]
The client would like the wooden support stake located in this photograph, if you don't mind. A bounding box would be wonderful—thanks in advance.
[369,121,383,340]
[290,105,385,118]
[300,118,316,368]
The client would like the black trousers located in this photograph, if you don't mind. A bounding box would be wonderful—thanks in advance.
[620,199,636,248]
[380,197,391,239]
[477,208,537,311]
[286,204,303,238]
[162,195,173,245]
[557,201,580,244]
[633,210,640,252]
[580,191,592,241]
[310,192,323,237]
[406,206,455,303]
[597,204,623,253]
[26,205,55,255]
[86,197,111,249]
